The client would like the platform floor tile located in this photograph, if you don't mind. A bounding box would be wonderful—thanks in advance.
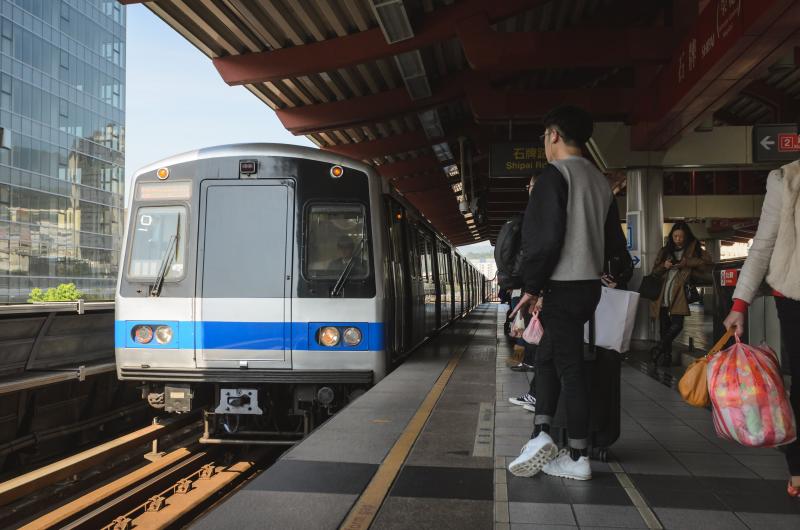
[193,491,356,530]
[372,497,494,529]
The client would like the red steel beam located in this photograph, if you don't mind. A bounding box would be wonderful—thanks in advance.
[279,73,625,136]
[632,0,800,150]
[377,156,441,180]
[275,71,471,135]
[211,0,540,85]
[467,84,634,122]
[458,16,675,72]
[323,121,484,161]
[323,131,431,160]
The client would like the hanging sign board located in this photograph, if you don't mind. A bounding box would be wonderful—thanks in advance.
[490,143,548,176]
[753,124,800,163]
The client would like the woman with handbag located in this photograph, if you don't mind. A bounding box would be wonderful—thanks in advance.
[649,222,712,366]
[723,159,800,499]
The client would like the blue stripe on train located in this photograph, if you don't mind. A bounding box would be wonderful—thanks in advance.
[115,321,385,351]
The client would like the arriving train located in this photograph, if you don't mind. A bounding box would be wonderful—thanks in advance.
[115,144,485,443]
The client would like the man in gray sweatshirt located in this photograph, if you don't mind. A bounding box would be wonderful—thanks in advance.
[508,106,627,481]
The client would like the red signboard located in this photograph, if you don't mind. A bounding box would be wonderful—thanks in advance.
[647,0,782,120]
[778,133,800,152]
[721,269,739,287]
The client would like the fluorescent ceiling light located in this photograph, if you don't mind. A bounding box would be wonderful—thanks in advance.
[444,164,459,178]
[395,50,425,78]
[402,71,431,100]
[372,0,414,43]
[432,142,453,162]
[451,182,463,193]
[418,109,444,139]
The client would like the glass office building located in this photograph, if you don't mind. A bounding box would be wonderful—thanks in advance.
[0,0,124,303]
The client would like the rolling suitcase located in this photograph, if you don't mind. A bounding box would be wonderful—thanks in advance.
[550,318,621,462]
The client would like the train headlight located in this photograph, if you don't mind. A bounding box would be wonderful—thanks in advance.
[318,326,340,347]
[342,327,362,346]
[133,325,154,344]
[155,325,173,344]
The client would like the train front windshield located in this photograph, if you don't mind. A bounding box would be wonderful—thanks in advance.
[306,204,370,280]
[128,205,187,281]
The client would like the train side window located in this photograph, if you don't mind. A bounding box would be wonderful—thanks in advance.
[127,205,187,281]
[305,203,370,280]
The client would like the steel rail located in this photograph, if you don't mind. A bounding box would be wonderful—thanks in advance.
[63,450,215,530]
[0,413,197,506]
[125,459,257,529]
[18,447,194,530]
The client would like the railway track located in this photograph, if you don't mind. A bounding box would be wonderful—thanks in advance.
[29,446,274,529]
[0,413,287,529]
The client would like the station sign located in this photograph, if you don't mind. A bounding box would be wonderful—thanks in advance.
[753,124,800,163]
[721,269,739,287]
[490,143,548,177]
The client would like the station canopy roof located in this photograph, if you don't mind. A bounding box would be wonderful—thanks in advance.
[120,0,800,246]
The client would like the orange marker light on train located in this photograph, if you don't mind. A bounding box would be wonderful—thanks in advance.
[330,165,344,178]
[156,167,169,180]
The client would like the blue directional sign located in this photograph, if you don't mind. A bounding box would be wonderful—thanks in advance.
[631,255,641,268]
[626,211,640,252]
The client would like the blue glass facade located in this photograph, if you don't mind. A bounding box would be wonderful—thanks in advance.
[0,0,124,302]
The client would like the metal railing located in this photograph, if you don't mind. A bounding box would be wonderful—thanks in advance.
[0,301,115,387]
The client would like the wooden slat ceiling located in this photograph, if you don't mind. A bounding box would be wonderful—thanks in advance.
[122,0,800,245]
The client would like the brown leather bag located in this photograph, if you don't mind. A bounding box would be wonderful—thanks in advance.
[679,329,734,408]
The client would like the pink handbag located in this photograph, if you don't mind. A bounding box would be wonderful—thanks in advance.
[522,310,544,345]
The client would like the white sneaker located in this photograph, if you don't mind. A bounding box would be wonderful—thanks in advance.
[542,449,592,481]
[508,393,536,407]
[507,432,558,477]
[523,404,536,413]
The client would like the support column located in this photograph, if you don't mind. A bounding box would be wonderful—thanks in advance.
[626,168,663,341]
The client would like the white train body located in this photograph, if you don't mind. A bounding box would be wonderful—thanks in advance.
[115,144,483,439]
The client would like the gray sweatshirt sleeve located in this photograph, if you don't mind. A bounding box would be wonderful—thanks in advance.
[732,170,783,304]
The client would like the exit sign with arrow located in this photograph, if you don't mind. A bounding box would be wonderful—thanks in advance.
[753,124,800,163]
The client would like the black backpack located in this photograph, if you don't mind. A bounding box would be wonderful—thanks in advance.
[494,214,524,290]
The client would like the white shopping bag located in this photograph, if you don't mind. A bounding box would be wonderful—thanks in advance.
[584,287,640,353]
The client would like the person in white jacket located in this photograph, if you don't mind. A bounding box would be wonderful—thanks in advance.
[724,159,800,499]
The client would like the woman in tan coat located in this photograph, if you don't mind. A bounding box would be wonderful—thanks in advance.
[649,222,712,366]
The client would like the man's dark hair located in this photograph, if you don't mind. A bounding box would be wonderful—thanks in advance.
[542,105,593,147]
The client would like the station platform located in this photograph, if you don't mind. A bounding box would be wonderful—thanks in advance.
[194,304,800,530]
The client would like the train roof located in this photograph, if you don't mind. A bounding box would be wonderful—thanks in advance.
[132,143,376,182]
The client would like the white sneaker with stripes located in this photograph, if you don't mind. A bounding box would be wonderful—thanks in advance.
[508,393,536,407]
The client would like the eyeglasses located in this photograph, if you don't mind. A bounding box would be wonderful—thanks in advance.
[539,130,548,143]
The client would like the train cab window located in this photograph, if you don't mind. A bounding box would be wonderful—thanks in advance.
[127,205,187,281]
[305,204,370,280]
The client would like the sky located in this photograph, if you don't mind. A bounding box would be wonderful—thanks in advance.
[124,5,313,191]
[123,5,491,253]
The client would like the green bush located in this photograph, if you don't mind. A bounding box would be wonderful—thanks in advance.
[28,283,84,302]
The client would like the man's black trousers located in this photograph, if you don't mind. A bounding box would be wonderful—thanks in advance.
[533,280,602,449]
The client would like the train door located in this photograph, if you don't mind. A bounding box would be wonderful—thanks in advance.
[439,243,452,325]
[433,240,442,330]
[195,181,293,368]
[386,199,409,362]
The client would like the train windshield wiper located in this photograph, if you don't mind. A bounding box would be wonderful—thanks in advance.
[150,221,179,297]
[330,237,365,298]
